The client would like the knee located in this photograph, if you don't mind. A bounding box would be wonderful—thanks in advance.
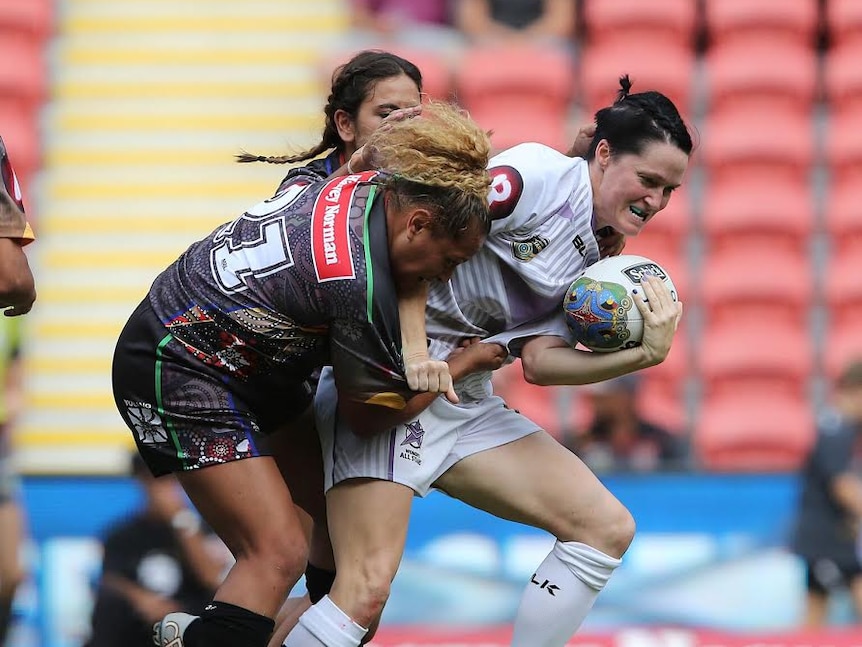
[240,526,308,589]
[334,553,395,626]
[558,498,636,559]
[599,501,636,558]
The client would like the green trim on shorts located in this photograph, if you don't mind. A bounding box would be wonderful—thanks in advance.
[154,333,187,467]
[362,184,378,323]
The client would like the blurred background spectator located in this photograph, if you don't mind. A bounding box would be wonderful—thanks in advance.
[563,375,690,473]
[790,359,862,628]
[453,0,576,50]
[0,317,25,647]
[82,455,229,647]
[345,0,464,53]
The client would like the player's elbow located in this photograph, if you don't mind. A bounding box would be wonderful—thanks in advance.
[520,350,548,386]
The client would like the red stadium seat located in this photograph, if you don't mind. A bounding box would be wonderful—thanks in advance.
[698,322,814,401]
[694,394,815,471]
[824,41,862,118]
[700,178,814,257]
[701,107,814,186]
[824,111,862,187]
[0,32,48,108]
[824,178,862,255]
[582,0,698,48]
[703,0,819,48]
[578,37,695,118]
[700,248,813,327]
[822,327,862,382]
[705,39,818,116]
[636,374,688,433]
[0,102,40,187]
[455,44,575,153]
[0,0,54,39]
[824,252,862,331]
[826,0,862,48]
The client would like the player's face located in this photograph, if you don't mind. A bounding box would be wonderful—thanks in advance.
[390,215,485,285]
[592,140,689,237]
[336,74,422,158]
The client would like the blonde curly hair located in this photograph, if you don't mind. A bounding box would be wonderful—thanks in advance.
[366,101,492,236]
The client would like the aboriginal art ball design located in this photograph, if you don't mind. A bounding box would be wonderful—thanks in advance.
[563,278,634,351]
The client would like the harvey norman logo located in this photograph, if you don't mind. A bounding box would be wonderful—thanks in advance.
[311,173,366,282]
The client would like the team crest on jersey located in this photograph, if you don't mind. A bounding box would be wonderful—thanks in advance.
[512,234,549,262]
[311,173,371,282]
[488,165,524,221]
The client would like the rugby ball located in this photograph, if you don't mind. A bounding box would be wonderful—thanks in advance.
[562,254,678,352]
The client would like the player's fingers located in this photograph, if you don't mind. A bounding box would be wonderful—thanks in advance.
[406,367,420,391]
[632,287,650,318]
[637,277,660,315]
[674,301,684,330]
[445,383,460,404]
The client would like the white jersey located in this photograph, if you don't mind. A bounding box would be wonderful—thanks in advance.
[425,143,599,400]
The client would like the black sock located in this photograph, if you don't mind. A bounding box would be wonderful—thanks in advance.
[304,563,336,603]
[183,601,275,647]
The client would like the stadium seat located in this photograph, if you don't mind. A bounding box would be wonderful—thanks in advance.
[0,0,54,39]
[824,252,862,330]
[824,41,862,118]
[578,37,695,118]
[826,0,862,48]
[0,31,48,108]
[705,38,818,116]
[698,322,814,402]
[694,394,815,471]
[824,111,862,186]
[703,0,820,48]
[455,44,575,153]
[0,102,40,187]
[582,0,698,48]
[700,107,814,186]
[699,248,813,326]
[700,178,814,257]
[822,327,862,381]
[824,178,862,255]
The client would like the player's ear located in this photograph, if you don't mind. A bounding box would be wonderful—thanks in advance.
[596,138,611,170]
[334,109,356,144]
[406,208,434,240]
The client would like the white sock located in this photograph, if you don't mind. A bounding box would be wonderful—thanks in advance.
[281,595,367,647]
[511,541,621,647]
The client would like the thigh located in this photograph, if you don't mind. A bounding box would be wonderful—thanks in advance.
[177,456,305,561]
[435,430,627,546]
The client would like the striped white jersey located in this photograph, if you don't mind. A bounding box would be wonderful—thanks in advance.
[425,143,600,400]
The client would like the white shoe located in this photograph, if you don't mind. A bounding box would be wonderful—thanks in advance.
[153,612,197,646]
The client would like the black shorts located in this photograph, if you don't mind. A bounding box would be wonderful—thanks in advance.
[112,298,314,476]
[805,557,862,594]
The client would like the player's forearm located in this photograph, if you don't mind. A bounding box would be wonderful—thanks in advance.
[520,339,654,386]
[398,283,429,362]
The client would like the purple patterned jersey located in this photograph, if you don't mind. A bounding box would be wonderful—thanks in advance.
[147,171,410,408]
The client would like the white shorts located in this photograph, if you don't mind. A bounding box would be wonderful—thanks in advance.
[315,368,541,496]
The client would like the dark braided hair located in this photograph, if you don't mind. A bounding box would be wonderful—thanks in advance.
[586,74,693,161]
[237,50,423,165]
